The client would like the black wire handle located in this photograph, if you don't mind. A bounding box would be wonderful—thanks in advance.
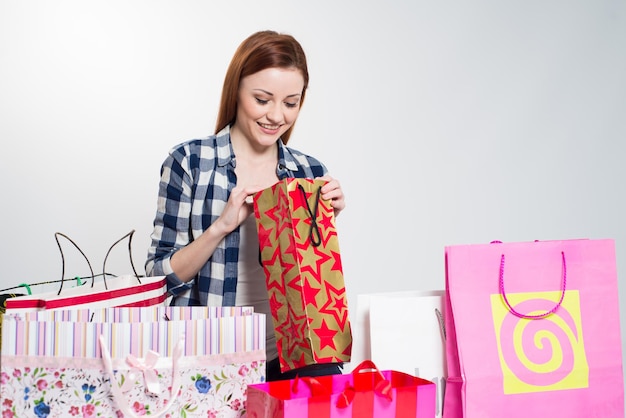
[297,183,322,247]
[101,229,141,290]
[55,232,95,295]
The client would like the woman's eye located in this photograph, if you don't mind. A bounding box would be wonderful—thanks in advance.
[284,102,298,109]
[255,98,269,105]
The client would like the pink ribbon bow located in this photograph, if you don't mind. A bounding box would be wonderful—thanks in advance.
[122,350,161,394]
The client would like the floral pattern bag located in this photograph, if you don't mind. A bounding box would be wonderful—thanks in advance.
[1,306,266,417]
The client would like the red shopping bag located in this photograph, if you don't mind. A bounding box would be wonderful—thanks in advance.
[4,230,168,313]
[246,360,436,418]
[443,239,624,418]
[253,178,352,372]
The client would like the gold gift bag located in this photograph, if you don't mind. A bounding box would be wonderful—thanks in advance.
[253,178,352,372]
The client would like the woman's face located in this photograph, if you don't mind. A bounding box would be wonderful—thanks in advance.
[234,67,304,148]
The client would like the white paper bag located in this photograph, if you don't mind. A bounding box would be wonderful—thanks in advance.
[352,290,447,418]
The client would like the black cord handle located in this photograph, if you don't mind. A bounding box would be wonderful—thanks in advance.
[298,183,322,247]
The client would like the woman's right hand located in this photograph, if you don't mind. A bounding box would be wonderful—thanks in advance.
[213,185,265,236]
[170,185,266,282]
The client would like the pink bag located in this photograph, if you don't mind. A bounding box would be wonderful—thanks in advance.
[443,239,624,418]
[246,360,436,418]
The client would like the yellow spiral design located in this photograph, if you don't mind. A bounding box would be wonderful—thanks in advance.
[490,290,589,394]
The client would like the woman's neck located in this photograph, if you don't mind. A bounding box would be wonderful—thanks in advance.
[230,124,277,163]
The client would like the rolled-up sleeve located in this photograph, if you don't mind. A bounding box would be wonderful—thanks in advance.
[146,145,195,296]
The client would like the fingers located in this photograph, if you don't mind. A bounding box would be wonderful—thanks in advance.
[217,187,258,232]
[316,175,346,216]
[232,185,266,205]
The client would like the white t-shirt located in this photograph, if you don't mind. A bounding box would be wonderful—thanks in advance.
[235,215,278,361]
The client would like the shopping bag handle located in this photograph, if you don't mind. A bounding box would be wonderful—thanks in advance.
[499,251,567,319]
[55,232,95,295]
[292,375,332,397]
[99,334,183,418]
[297,183,322,247]
[55,230,142,294]
[101,229,142,289]
[337,360,392,407]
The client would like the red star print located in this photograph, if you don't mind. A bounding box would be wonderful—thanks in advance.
[256,223,274,250]
[268,292,286,319]
[276,204,294,241]
[291,216,304,243]
[287,275,302,292]
[296,210,337,249]
[313,354,341,363]
[319,280,349,329]
[317,212,334,231]
[317,214,338,246]
[316,195,333,214]
[260,188,293,241]
[286,276,305,311]
[283,230,297,258]
[278,307,310,359]
[288,180,314,213]
[301,277,322,307]
[262,248,286,295]
[313,319,339,351]
[278,249,297,280]
[298,245,333,283]
[291,351,308,369]
[329,250,343,273]
[342,341,353,357]
[287,276,322,308]
[287,305,309,336]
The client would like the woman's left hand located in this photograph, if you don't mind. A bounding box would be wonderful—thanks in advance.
[317,175,346,217]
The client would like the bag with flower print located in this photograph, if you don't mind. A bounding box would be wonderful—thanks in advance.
[0,306,266,417]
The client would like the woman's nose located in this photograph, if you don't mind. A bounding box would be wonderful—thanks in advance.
[266,103,283,123]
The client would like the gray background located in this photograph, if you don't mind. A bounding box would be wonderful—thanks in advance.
[1,0,625,400]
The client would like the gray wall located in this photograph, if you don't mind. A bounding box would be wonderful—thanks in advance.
[2,0,625,398]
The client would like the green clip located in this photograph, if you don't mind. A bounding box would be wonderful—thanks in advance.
[18,283,32,295]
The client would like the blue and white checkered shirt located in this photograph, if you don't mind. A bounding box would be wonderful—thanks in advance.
[145,126,327,307]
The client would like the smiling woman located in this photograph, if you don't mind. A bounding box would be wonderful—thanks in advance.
[144,30,345,382]
[231,67,304,160]
[3,0,626,407]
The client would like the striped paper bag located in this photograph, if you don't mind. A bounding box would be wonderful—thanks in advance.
[1,306,266,418]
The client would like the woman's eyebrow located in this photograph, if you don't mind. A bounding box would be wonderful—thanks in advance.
[253,89,301,98]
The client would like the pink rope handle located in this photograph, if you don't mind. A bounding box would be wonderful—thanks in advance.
[499,251,567,319]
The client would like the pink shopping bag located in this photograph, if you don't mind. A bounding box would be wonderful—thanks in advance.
[246,360,436,418]
[443,239,624,418]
